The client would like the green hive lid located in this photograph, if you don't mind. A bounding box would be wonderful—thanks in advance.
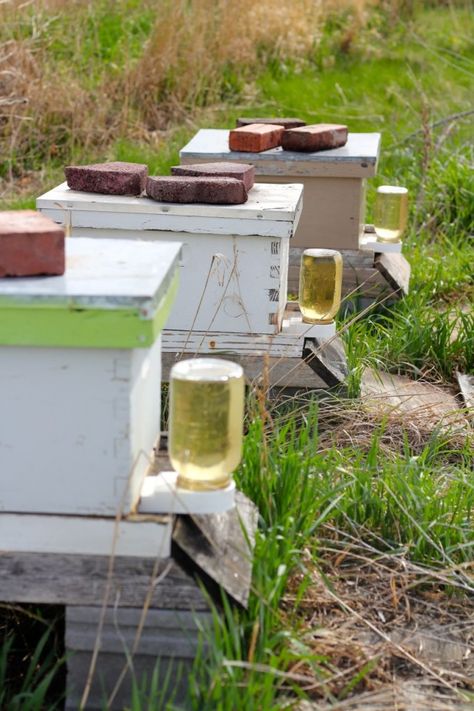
[0,238,181,348]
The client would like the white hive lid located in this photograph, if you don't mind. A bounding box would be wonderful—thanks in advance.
[36,181,304,239]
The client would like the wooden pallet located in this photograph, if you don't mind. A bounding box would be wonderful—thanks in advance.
[0,493,257,710]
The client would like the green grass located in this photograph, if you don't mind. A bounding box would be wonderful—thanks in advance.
[185,405,473,710]
[1,2,473,709]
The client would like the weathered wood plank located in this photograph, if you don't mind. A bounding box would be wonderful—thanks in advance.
[305,336,348,389]
[173,491,258,608]
[65,606,212,710]
[375,252,410,295]
[162,351,330,389]
[0,553,210,610]
[456,371,474,413]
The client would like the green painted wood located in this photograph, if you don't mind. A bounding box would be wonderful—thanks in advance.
[0,271,179,349]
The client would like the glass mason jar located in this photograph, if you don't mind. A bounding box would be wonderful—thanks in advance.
[169,358,245,491]
[373,186,408,243]
[298,248,343,324]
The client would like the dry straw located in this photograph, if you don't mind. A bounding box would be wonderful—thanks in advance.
[0,0,373,177]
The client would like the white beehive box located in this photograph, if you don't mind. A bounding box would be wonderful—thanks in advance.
[37,182,303,335]
[0,237,181,518]
[179,129,381,251]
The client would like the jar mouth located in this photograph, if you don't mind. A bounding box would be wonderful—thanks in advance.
[376,186,408,194]
[170,357,243,382]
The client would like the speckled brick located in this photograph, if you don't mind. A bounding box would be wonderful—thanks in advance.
[281,124,348,152]
[171,162,255,191]
[229,124,284,153]
[64,161,148,195]
[0,210,65,277]
[236,117,306,129]
[146,176,248,204]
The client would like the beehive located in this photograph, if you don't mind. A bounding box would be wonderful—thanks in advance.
[37,181,303,335]
[0,237,181,521]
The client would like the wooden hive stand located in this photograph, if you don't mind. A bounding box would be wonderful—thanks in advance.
[179,129,411,312]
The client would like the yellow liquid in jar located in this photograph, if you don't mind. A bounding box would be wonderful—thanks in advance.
[299,249,342,323]
[373,186,408,243]
[169,359,244,491]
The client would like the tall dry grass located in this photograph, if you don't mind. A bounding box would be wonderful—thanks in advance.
[0,0,376,179]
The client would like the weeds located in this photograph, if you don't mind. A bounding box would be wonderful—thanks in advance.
[0,1,473,709]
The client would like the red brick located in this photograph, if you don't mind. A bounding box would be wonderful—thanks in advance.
[281,124,348,152]
[0,210,65,277]
[236,117,306,129]
[64,161,148,195]
[229,124,284,153]
[171,162,255,191]
[146,176,248,204]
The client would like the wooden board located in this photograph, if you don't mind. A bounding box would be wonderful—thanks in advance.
[37,181,304,239]
[172,491,258,608]
[180,130,381,178]
[162,322,325,359]
[163,351,329,390]
[0,553,210,609]
[304,337,349,389]
[0,513,172,558]
[456,371,474,412]
[375,252,410,295]
[361,369,470,435]
[65,605,213,710]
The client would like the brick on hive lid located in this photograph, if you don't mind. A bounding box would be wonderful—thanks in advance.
[171,162,255,191]
[236,117,306,129]
[229,123,284,153]
[0,210,65,277]
[281,124,348,152]
[146,176,248,204]
[64,161,148,195]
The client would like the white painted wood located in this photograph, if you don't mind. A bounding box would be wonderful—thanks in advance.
[180,130,381,178]
[0,238,181,316]
[37,186,303,335]
[161,314,335,359]
[0,512,172,558]
[139,472,235,515]
[0,337,162,516]
[281,315,336,339]
[360,236,402,253]
[37,182,303,238]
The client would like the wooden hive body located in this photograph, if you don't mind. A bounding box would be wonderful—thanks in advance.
[37,182,303,336]
[0,237,181,519]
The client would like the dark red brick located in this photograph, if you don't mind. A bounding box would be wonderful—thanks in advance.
[146,176,248,204]
[236,117,306,129]
[229,124,284,153]
[0,210,65,278]
[281,124,348,152]
[64,161,148,195]
[171,162,255,191]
